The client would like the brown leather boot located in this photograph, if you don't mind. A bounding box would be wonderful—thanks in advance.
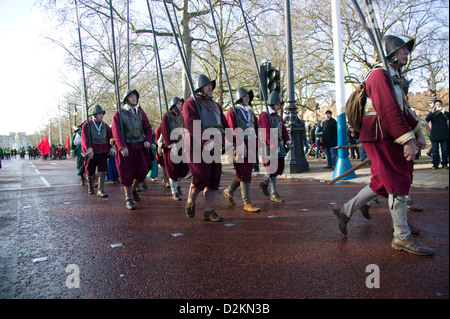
[391,235,434,256]
[223,189,236,206]
[333,205,350,235]
[244,204,260,212]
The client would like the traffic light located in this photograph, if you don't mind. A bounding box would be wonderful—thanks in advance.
[267,66,281,93]
[257,63,268,101]
[256,62,281,102]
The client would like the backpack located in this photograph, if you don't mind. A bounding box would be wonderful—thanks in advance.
[346,66,380,132]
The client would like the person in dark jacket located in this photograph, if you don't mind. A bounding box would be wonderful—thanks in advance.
[425,99,449,169]
[321,110,337,168]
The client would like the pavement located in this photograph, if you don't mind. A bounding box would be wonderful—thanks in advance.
[222,149,449,190]
[0,154,448,305]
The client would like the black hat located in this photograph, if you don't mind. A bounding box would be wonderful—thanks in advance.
[195,74,216,93]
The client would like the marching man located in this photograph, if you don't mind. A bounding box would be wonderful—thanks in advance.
[81,104,115,197]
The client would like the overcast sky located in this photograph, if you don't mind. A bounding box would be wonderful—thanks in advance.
[0,0,67,136]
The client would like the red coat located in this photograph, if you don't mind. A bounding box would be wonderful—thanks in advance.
[225,107,258,182]
[258,111,290,176]
[182,95,229,190]
[182,95,229,150]
[360,68,419,196]
[111,108,153,151]
[160,111,189,180]
[81,119,113,154]
[111,107,153,187]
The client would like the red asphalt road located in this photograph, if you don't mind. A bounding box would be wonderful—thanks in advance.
[0,157,448,300]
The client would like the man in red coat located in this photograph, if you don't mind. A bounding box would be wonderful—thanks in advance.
[224,87,260,212]
[258,91,293,203]
[161,97,190,201]
[112,90,154,210]
[333,35,433,256]
[182,75,229,222]
[81,104,115,197]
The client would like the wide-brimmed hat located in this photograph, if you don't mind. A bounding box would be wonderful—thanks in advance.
[195,74,216,93]
[122,89,140,105]
[382,35,415,62]
[235,87,254,105]
[268,91,284,106]
[91,104,105,116]
[170,96,184,110]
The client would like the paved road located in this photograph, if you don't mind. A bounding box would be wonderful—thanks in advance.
[0,157,448,301]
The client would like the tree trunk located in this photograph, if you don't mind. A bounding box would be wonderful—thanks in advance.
[181,0,193,100]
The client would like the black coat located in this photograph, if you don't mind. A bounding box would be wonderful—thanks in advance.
[322,117,337,148]
[426,110,449,141]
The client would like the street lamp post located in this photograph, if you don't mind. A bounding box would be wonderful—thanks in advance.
[283,0,309,173]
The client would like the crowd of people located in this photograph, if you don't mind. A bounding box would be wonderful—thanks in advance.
[64,34,447,257]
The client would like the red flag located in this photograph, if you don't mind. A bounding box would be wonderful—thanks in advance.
[64,135,71,151]
[37,135,51,157]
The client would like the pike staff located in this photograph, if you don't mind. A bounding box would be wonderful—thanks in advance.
[206,0,238,125]
[108,0,124,135]
[74,0,92,148]
[350,0,391,78]
[146,0,169,116]
[161,0,202,123]
[236,0,269,115]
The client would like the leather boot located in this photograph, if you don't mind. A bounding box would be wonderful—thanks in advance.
[391,235,434,256]
[132,179,140,202]
[80,175,85,186]
[244,204,260,212]
[359,204,372,220]
[223,188,236,206]
[259,179,270,197]
[241,182,260,212]
[124,186,135,210]
[87,176,95,194]
[333,205,350,235]
[270,193,285,203]
[97,172,108,197]
[203,210,223,222]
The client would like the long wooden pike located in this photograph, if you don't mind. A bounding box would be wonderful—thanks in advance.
[328,158,371,185]
[334,144,363,149]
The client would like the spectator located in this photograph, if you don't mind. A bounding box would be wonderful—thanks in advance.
[425,99,449,169]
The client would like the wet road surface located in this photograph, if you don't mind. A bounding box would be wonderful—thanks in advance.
[0,157,448,300]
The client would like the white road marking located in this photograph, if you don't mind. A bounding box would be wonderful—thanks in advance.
[40,176,51,187]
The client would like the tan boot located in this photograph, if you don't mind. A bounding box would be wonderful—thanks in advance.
[97,172,108,197]
[223,189,236,206]
[244,204,260,212]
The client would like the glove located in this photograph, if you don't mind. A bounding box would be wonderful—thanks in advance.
[109,147,116,156]
[204,139,214,152]
[84,147,94,159]
[144,141,151,149]
[120,147,129,157]
[286,140,294,149]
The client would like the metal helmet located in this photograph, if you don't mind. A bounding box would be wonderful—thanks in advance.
[91,104,105,116]
[170,96,184,110]
[382,35,415,64]
[122,89,140,105]
[268,91,284,106]
[235,87,254,105]
[195,74,216,92]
